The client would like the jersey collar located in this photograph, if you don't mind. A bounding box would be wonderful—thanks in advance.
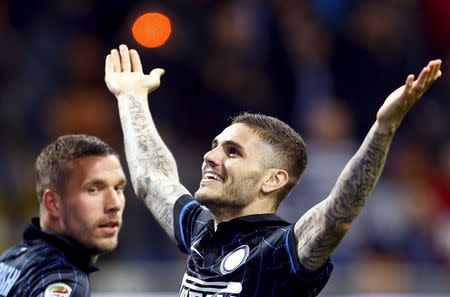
[23,218,99,274]
[216,213,291,230]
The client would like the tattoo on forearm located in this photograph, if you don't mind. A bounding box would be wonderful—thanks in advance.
[296,127,393,270]
[118,94,187,240]
[123,96,176,178]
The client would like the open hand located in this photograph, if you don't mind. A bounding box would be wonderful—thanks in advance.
[376,59,442,132]
[105,44,164,98]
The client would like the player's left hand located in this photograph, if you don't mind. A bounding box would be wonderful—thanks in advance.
[376,59,442,132]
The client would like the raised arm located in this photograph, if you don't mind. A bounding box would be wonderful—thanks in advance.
[294,60,442,271]
[105,44,190,241]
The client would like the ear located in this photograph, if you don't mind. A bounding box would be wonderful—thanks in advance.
[42,189,62,219]
[261,169,289,195]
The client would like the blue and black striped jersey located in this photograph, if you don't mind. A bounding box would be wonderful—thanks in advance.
[174,195,333,297]
[0,218,98,297]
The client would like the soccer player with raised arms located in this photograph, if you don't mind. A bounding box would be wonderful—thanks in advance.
[105,44,441,296]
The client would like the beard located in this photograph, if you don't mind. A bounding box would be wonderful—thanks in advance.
[64,225,119,256]
[194,171,261,213]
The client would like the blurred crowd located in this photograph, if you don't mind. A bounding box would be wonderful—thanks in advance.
[0,0,448,292]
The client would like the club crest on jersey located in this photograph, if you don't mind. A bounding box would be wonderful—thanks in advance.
[220,245,249,275]
[44,283,72,297]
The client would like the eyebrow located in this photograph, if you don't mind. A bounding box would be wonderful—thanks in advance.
[212,139,245,151]
[84,178,127,187]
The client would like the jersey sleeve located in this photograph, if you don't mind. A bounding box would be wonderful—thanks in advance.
[284,225,333,293]
[173,194,213,254]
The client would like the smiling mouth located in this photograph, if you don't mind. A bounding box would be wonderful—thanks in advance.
[203,172,224,182]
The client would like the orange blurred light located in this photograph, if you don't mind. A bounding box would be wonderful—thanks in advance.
[132,12,172,48]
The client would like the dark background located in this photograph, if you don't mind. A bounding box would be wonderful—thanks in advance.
[0,0,448,293]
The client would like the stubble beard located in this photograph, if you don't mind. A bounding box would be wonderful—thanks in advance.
[65,226,119,256]
[194,173,261,214]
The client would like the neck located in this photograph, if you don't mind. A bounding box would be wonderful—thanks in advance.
[40,215,99,263]
[40,215,63,234]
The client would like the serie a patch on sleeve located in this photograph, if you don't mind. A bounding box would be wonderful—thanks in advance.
[44,283,72,297]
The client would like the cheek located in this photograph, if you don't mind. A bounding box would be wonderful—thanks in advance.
[225,159,260,176]
[67,206,94,225]
[65,198,101,222]
[119,196,126,211]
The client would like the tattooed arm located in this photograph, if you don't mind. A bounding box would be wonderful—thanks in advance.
[105,44,190,242]
[294,60,442,271]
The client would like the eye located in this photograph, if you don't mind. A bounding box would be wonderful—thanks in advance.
[228,147,240,157]
[87,186,99,194]
[115,185,125,193]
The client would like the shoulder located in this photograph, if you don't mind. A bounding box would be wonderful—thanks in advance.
[174,194,213,225]
[41,281,89,297]
[174,194,214,253]
[1,240,91,297]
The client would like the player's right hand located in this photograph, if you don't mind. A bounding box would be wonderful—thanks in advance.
[105,44,164,98]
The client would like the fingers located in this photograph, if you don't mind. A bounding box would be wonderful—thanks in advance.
[119,44,131,72]
[110,49,121,72]
[404,74,414,94]
[415,65,431,90]
[412,59,442,92]
[429,59,442,80]
[423,59,440,85]
[107,44,144,73]
[105,54,113,74]
[130,49,143,72]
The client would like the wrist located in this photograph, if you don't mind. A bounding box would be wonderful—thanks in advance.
[374,120,398,135]
[116,90,148,101]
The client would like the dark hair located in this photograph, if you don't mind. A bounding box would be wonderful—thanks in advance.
[35,134,119,199]
[231,113,307,205]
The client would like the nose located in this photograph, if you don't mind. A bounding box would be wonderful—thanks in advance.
[203,147,222,167]
[104,188,124,213]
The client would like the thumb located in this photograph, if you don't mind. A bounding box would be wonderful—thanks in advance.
[149,68,165,80]
[147,68,165,92]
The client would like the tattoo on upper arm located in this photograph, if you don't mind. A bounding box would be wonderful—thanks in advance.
[295,128,393,271]
[143,176,188,239]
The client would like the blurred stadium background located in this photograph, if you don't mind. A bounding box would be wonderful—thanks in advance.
[0,0,449,295]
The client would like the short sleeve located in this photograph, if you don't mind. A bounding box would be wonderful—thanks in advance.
[284,226,333,289]
[173,195,213,254]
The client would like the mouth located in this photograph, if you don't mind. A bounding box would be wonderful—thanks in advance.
[98,221,120,235]
[202,170,225,183]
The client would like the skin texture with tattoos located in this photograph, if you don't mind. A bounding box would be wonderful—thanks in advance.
[294,59,442,271]
[295,125,393,270]
[106,46,190,241]
[105,44,442,276]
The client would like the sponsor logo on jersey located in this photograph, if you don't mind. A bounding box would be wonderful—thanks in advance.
[179,273,242,297]
[0,262,21,296]
[219,245,249,275]
[44,283,72,297]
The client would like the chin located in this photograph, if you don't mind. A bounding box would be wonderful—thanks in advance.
[89,238,119,255]
[194,190,208,205]
[97,243,118,255]
[194,188,218,204]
